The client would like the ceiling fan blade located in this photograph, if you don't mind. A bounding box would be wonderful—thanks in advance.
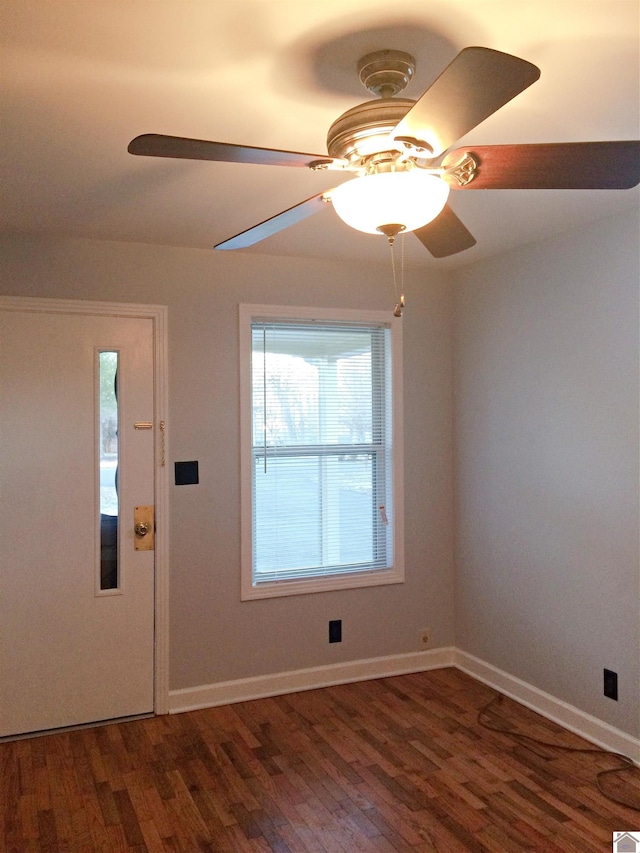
[128,134,344,169]
[215,190,333,250]
[413,204,477,257]
[443,141,640,189]
[391,47,540,158]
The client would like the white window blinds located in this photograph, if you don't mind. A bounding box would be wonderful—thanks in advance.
[250,319,394,585]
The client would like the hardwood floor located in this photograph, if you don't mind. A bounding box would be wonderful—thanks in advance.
[2,668,639,852]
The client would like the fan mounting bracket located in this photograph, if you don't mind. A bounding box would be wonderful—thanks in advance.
[442,152,478,186]
[309,158,348,172]
[358,50,416,98]
[393,135,433,156]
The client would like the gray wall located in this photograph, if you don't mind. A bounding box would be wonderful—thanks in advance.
[0,235,456,691]
[453,210,640,736]
[2,208,638,738]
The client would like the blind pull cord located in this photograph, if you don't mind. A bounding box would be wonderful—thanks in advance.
[263,325,268,473]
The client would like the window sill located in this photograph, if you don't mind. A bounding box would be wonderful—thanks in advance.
[241,566,404,601]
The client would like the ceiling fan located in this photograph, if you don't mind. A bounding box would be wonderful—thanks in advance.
[128,46,640,258]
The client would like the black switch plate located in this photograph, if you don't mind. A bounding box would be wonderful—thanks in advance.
[174,460,199,486]
[603,668,618,700]
[329,620,342,643]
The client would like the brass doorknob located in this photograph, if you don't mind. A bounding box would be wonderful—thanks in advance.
[134,521,150,537]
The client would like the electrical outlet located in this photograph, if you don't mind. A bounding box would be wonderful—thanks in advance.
[329,619,342,643]
[604,668,618,700]
[420,627,431,646]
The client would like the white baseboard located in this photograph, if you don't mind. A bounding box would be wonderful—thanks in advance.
[168,646,639,765]
[455,649,640,764]
[168,647,456,713]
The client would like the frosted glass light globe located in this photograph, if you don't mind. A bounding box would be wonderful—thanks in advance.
[331,171,450,235]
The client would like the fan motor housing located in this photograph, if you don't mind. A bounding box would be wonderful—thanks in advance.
[326,98,415,163]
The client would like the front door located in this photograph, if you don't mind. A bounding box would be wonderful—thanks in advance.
[1,302,157,736]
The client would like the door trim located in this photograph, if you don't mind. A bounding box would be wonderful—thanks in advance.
[0,296,169,715]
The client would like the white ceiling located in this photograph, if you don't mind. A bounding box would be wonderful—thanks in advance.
[2,0,638,270]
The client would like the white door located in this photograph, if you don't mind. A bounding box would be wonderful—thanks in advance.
[1,304,156,736]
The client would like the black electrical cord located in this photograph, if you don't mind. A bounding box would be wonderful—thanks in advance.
[477,693,640,812]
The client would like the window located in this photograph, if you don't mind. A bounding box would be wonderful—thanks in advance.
[240,304,404,599]
[98,350,119,591]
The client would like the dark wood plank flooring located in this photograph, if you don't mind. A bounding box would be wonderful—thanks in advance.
[2,668,639,852]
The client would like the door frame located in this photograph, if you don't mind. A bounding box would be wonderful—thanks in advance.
[0,295,170,716]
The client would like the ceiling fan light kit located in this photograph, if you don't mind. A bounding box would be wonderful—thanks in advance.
[128,45,640,258]
[331,170,450,235]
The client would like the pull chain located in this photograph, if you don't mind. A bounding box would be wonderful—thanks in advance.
[388,233,405,317]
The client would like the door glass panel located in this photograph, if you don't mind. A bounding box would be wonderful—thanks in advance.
[99,351,119,590]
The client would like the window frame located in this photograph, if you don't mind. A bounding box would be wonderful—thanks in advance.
[239,304,404,600]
